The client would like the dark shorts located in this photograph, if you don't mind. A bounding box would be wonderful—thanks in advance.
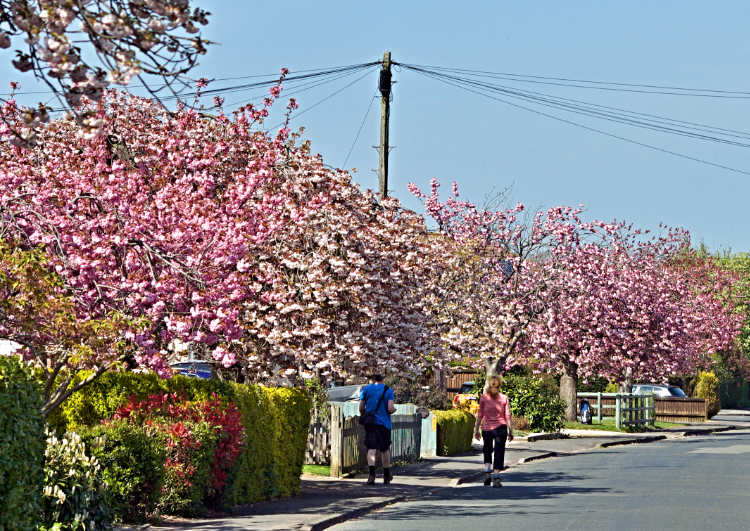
[364,424,392,452]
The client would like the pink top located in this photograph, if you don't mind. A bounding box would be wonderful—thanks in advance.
[477,393,511,431]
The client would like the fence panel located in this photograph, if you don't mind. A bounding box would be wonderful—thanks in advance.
[577,393,655,428]
[655,397,707,423]
[305,410,330,465]
[332,411,423,476]
[442,369,478,400]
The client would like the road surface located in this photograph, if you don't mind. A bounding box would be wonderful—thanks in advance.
[332,429,750,531]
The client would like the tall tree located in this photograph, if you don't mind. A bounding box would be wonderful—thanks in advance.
[1,0,211,144]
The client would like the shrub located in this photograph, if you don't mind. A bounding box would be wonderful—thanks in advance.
[39,430,110,531]
[52,372,311,510]
[431,410,475,456]
[80,423,166,522]
[0,356,46,531]
[502,375,566,433]
[695,371,721,418]
[103,391,245,516]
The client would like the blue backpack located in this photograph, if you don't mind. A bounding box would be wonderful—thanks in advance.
[580,398,593,424]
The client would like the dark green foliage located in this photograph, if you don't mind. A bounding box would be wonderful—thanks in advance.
[53,372,311,512]
[384,375,450,410]
[80,423,166,522]
[0,356,45,531]
[431,410,475,456]
[502,375,566,433]
[577,377,610,393]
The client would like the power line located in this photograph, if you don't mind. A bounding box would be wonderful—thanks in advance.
[399,64,750,149]
[343,90,378,168]
[267,67,378,131]
[403,64,750,177]
[395,62,750,99]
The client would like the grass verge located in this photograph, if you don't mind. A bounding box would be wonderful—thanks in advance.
[302,464,331,476]
[563,420,686,432]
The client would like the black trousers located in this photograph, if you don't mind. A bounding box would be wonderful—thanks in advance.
[482,425,508,471]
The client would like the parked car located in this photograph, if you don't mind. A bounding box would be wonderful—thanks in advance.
[327,385,365,402]
[633,384,687,398]
[170,360,212,379]
[452,381,479,415]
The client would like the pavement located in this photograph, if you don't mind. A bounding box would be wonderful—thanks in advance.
[134,410,750,531]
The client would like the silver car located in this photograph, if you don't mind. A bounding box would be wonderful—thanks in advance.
[633,384,687,398]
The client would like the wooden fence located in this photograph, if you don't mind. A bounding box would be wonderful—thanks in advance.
[330,405,422,477]
[305,410,330,465]
[577,393,707,426]
[654,397,707,423]
[440,369,478,400]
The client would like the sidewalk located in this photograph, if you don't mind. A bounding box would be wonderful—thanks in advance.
[136,416,750,531]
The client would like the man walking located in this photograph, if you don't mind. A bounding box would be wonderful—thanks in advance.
[359,374,396,485]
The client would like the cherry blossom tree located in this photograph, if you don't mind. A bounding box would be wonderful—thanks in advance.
[218,132,447,381]
[0,0,211,145]
[525,225,742,420]
[0,82,291,411]
[409,179,600,370]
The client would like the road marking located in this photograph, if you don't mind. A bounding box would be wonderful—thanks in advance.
[688,444,750,454]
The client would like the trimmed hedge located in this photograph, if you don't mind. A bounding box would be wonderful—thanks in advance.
[50,372,310,509]
[432,410,475,456]
[0,356,46,531]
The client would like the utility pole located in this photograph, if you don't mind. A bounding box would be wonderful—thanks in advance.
[378,51,392,198]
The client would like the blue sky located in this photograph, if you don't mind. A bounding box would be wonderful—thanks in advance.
[3,1,750,250]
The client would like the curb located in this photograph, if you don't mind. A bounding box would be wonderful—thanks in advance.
[299,496,407,531]
[526,432,563,442]
[518,451,558,464]
[597,435,667,448]
[679,426,737,437]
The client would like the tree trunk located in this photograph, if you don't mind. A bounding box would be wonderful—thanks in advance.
[560,359,579,422]
[618,367,633,394]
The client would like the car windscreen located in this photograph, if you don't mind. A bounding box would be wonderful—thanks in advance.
[668,387,687,397]
[459,383,475,394]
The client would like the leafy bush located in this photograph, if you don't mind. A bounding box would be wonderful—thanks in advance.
[52,372,310,510]
[39,430,110,531]
[0,356,46,531]
[695,371,721,418]
[502,375,566,433]
[431,410,475,456]
[80,423,166,523]
[385,375,450,410]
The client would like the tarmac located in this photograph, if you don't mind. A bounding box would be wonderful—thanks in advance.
[127,410,750,531]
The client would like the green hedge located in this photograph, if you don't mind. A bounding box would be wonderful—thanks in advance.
[0,356,46,531]
[431,410,475,456]
[50,372,310,509]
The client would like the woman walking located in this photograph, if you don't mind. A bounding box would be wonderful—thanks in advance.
[474,374,514,487]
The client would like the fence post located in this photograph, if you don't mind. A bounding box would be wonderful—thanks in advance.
[330,405,342,478]
[615,394,621,429]
[596,392,602,424]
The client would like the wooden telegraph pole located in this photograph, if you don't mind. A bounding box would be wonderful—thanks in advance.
[378,51,392,198]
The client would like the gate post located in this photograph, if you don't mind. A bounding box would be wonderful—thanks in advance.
[330,405,342,478]
[615,394,621,429]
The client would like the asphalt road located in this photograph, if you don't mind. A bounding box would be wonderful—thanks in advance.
[331,429,750,531]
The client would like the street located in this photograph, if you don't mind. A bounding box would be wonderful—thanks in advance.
[331,429,750,531]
